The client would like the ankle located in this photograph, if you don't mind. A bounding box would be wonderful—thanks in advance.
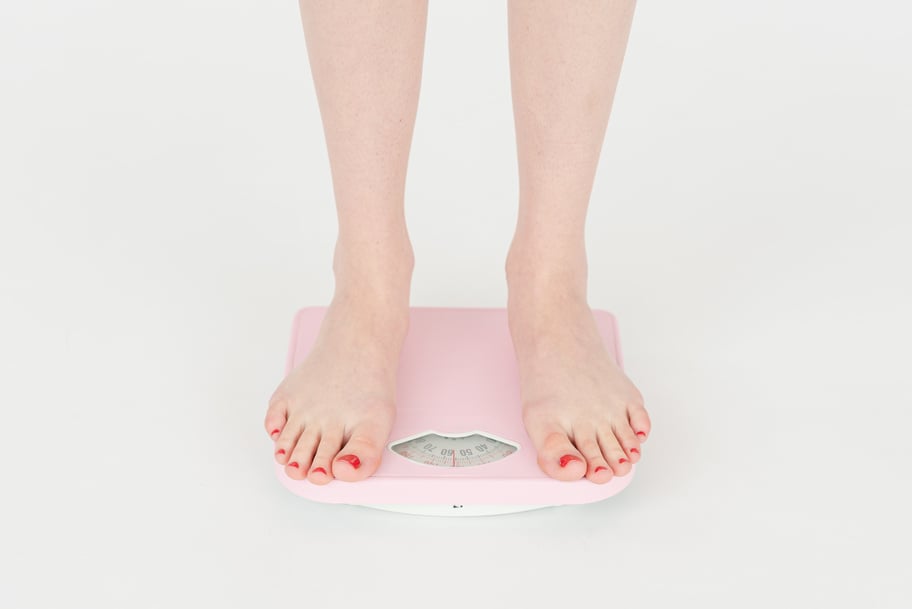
[328,254,413,347]
[332,232,415,298]
[505,236,588,299]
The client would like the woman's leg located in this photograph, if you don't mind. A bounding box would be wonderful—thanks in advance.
[505,0,652,482]
[264,0,428,483]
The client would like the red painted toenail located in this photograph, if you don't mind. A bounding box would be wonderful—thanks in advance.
[270,429,280,437]
[630,448,640,454]
[595,466,608,473]
[276,449,285,455]
[337,454,361,469]
[559,454,582,468]
[636,431,646,438]
[312,467,327,475]
[288,461,299,468]
[618,458,628,464]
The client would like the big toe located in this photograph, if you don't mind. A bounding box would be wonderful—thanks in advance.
[331,422,389,482]
[530,429,587,481]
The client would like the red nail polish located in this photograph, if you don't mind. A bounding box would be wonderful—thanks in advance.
[618,458,628,464]
[559,454,582,468]
[630,448,640,454]
[276,449,285,455]
[636,431,646,438]
[595,466,608,473]
[312,467,326,475]
[337,454,361,469]
[288,461,299,468]
[270,429,280,437]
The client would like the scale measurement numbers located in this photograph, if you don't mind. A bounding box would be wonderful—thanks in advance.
[391,432,518,468]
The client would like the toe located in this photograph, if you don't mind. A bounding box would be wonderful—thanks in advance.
[531,429,587,481]
[573,431,614,484]
[286,428,319,480]
[264,397,288,441]
[273,419,303,466]
[628,403,651,443]
[331,422,388,482]
[613,420,642,463]
[598,429,633,477]
[308,428,344,485]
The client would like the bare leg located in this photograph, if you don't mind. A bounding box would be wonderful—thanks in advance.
[505,0,652,482]
[265,0,427,483]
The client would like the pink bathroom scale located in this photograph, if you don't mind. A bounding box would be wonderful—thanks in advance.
[275,306,635,516]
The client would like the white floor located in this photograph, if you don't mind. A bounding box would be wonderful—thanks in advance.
[2,1,910,607]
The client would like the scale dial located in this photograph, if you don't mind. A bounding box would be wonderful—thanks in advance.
[390,432,518,468]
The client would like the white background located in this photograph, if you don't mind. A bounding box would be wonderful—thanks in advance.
[2,0,910,607]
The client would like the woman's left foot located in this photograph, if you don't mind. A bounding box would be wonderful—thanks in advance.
[506,243,652,483]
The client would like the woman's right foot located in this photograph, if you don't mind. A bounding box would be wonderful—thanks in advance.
[264,241,413,484]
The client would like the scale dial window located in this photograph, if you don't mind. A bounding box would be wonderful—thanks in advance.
[390,432,518,468]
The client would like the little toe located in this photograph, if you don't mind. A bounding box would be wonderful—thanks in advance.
[628,405,651,443]
[532,430,587,481]
[332,422,387,481]
[264,398,288,441]
[598,430,633,476]
[286,428,319,480]
[308,429,344,485]
[613,421,642,463]
[274,420,303,466]
[574,433,614,484]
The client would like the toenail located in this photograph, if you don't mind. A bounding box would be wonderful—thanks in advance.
[276,449,285,455]
[312,467,327,475]
[618,458,628,464]
[288,461,299,468]
[336,454,361,469]
[595,466,608,473]
[270,429,280,437]
[559,454,582,468]
[636,431,646,438]
[630,448,640,454]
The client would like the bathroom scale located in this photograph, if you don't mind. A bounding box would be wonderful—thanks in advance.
[275,306,635,516]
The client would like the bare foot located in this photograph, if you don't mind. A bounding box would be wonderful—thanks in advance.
[264,243,413,484]
[506,243,651,484]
